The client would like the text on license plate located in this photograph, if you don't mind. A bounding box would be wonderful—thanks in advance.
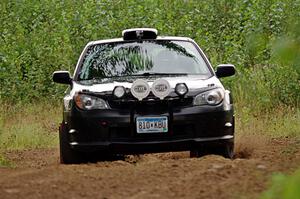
[136,116,168,133]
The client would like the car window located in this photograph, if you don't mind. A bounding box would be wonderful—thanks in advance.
[78,40,210,80]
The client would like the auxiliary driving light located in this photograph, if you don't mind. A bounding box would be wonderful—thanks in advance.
[113,86,126,98]
[175,83,188,96]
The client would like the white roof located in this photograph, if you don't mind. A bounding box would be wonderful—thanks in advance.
[90,36,194,45]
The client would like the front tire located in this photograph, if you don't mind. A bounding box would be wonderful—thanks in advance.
[59,123,85,164]
[190,142,234,159]
[217,142,234,159]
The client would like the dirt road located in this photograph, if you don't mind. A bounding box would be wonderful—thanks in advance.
[0,136,299,199]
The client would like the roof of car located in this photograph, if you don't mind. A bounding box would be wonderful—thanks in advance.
[89,36,194,46]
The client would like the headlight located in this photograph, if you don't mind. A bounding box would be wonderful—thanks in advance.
[193,88,224,106]
[74,93,109,110]
[175,83,188,96]
[113,86,126,98]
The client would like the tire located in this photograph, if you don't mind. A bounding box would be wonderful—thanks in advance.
[59,123,122,163]
[216,142,234,159]
[190,148,207,158]
[190,142,234,159]
[59,123,85,164]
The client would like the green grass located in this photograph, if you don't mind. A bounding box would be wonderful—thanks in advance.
[235,106,300,138]
[261,169,300,199]
[0,102,59,150]
[0,153,13,167]
[0,102,59,167]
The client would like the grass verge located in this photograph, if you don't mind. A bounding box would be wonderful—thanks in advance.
[236,105,300,138]
[234,105,300,199]
[0,153,13,167]
[261,169,300,199]
[0,102,59,150]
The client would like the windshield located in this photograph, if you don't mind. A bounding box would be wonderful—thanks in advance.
[77,40,211,80]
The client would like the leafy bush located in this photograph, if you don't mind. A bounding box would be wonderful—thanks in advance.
[0,0,299,108]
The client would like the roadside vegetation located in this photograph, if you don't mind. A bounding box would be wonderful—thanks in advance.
[0,102,59,167]
[0,102,59,150]
[0,0,299,197]
[1,0,299,105]
[261,169,300,199]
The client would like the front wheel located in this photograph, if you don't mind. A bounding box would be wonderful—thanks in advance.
[214,142,234,159]
[59,123,123,164]
[59,123,86,164]
[190,142,234,159]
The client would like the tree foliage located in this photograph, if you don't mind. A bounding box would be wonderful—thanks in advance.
[0,0,299,108]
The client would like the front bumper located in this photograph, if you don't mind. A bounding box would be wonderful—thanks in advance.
[64,101,234,153]
[70,135,234,154]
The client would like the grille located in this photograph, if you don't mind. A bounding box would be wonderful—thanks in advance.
[108,97,193,110]
[110,127,131,139]
[173,124,194,137]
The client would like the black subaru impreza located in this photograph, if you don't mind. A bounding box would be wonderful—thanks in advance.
[53,28,235,164]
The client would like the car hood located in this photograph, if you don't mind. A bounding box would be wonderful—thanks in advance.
[71,75,223,95]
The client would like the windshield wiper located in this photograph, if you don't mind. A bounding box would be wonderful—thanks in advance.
[78,72,188,81]
[121,72,188,77]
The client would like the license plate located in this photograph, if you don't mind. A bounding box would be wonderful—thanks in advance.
[136,116,168,133]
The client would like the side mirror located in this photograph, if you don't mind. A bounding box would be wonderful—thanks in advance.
[52,71,72,84]
[215,64,235,78]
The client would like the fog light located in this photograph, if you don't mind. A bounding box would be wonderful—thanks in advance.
[69,129,77,134]
[225,122,232,127]
[113,86,125,98]
[100,121,108,127]
[175,83,188,96]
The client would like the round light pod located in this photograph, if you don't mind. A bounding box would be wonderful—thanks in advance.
[131,79,150,101]
[151,79,171,100]
[113,86,126,98]
[175,83,188,96]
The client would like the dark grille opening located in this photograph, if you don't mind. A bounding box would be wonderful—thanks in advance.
[108,97,193,110]
[110,127,131,139]
[173,124,194,137]
[135,101,169,114]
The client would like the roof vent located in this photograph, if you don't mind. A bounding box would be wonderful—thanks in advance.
[122,28,158,40]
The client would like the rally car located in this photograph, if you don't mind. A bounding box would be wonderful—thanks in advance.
[53,28,235,164]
